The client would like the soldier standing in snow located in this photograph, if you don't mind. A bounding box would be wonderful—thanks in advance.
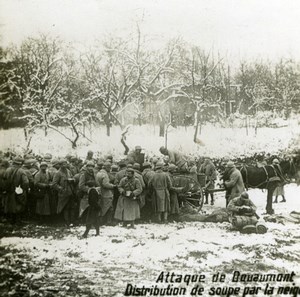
[114,168,142,228]
[96,162,116,225]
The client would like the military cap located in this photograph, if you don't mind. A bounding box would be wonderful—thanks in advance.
[152,157,158,164]
[13,157,24,165]
[103,161,112,167]
[168,164,177,172]
[118,161,127,168]
[226,161,235,168]
[241,192,249,199]
[111,164,118,172]
[135,145,142,150]
[126,168,135,174]
[24,158,36,166]
[143,162,151,168]
[86,161,95,167]
[52,159,60,166]
[155,162,164,169]
[133,163,140,170]
[40,162,48,168]
[59,159,68,164]
[272,158,279,165]
[44,153,52,161]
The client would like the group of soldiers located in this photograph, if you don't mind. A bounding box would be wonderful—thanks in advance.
[0,145,266,236]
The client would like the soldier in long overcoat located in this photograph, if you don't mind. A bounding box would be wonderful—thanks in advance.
[167,164,181,218]
[3,157,29,223]
[96,162,116,225]
[141,162,155,220]
[48,159,59,217]
[149,162,171,223]
[82,180,101,238]
[114,168,142,228]
[52,159,76,226]
[78,161,96,217]
[34,162,52,218]
[200,157,217,205]
[224,161,245,205]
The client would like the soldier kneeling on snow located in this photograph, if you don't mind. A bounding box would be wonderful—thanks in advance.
[227,191,267,234]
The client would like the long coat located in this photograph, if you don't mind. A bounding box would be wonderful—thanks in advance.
[34,170,51,215]
[149,170,171,213]
[86,187,101,225]
[114,176,142,221]
[78,170,96,217]
[134,170,145,208]
[200,161,217,190]
[52,168,74,214]
[47,166,58,214]
[224,168,245,200]
[168,173,180,215]
[3,166,29,214]
[96,169,114,216]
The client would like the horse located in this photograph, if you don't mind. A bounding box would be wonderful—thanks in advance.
[240,158,299,214]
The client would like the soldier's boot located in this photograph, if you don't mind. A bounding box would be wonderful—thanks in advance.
[157,213,162,223]
[95,224,100,236]
[204,194,209,204]
[82,225,91,238]
[128,221,135,229]
[162,212,168,224]
[210,194,214,205]
[273,196,278,203]
[280,195,286,203]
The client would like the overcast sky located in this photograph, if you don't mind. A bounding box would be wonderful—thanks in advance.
[1,0,300,63]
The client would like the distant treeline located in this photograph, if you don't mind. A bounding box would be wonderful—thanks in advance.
[1,33,299,142]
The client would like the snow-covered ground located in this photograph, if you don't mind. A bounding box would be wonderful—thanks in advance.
[0,121,299,159]
[1,123,300,296]
[1,185,300,297]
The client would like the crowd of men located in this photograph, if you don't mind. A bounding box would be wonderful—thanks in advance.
[0,145,270,236]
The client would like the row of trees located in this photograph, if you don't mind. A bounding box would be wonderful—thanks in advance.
[1,32,300,147]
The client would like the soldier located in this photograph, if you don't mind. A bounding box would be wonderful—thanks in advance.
[167,164,182,220]
[141,162,155,221]
[132,163,146,208]
[85,150,94,164]
[200,157,217,205]
[96,162,116,225]
[159,147,188,173]
[127,146,145,166]
[82,180,101,238]
[224,161,245,206]
[78,161,97,218]
[0,160,10,215]
[272,158,286,203]
[3,157,29,224]
[114,168,142,228]
[52,159,76,227]
[149,162,171,223]
[227,191,260,234]
[22,159,36,217]
[34,162,52,221]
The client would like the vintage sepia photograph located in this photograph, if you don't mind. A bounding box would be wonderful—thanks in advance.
[0,0,300,296]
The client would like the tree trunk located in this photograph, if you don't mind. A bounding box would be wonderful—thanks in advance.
[106,123,111,137]
[104,112,111,137]
[24,128,28,141]
[70,122,79,149]
[158,112,165,137]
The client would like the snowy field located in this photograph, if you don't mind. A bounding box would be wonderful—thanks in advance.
[0,121,299,159]
[1,123,300,296]
[1,185,300,297]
